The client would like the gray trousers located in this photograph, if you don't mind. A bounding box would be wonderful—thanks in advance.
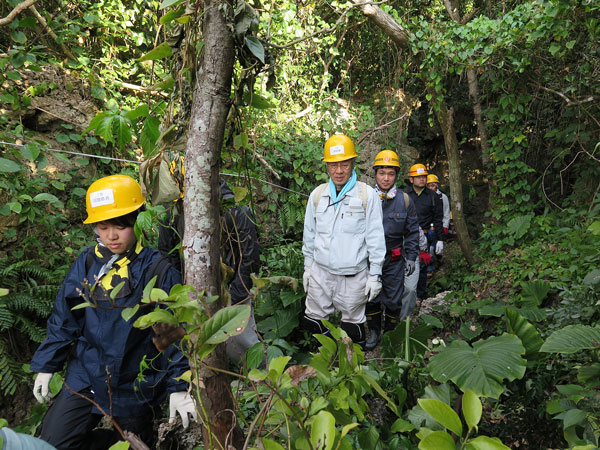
[226,299,261,364]
[400,259,419,320]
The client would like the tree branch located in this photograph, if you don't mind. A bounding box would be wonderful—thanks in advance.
[537,84,595,106]
[0,0,38,26]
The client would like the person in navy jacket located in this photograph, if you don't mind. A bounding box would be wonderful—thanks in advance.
[31,175,195,450]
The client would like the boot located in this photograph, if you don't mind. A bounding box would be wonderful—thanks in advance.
[365,303,382,350]
[384,309,401,333]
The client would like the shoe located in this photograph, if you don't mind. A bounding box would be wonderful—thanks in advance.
[365,329,381,350]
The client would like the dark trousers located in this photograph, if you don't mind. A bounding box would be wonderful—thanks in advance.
[39,389,156,450]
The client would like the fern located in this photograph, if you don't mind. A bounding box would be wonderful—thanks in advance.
[0,257,63,396]
[0,339,27,397]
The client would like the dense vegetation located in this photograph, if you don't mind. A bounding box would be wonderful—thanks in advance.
[1,0,599,448]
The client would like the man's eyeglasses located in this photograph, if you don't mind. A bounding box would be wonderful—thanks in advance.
[327,161,352,170]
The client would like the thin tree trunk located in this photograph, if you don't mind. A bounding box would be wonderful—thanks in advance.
[426,89,475,265]
[183,0,244,447]
[354,0,476,265]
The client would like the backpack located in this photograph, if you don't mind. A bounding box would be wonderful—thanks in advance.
[312,181,370,211]
[313,182,410,211]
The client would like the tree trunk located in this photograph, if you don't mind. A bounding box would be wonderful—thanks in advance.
[354,0,476,265]
[426,89,476,265]
[183,0,244,448]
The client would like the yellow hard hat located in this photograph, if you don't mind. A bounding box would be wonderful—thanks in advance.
[374,150,401,169]
[324,134,358,162]
[84,175,145,224]
[427,174,439,184]
[409,163,428,177]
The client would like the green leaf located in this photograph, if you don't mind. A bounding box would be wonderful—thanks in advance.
[540,325,600,354]
[505,309,544,359]
[261,438,285,450]
[121,305,139,322]
[311,410,335,450]
[200,304,251,345]
[137,42,173,61]
[124,104,149,120]
[587,220,600,235]
[113,115,132,149]
[462,390,481,432]
[244,36,265,63]
[0,158,21,173]
[11,31,27,44]
[160,0,184,9]
[108,441,130,450]
[160,8,184,24]
[466,435,511,450]
[7,71,21,81]
[267,355,291,379]
[390,418,415,432]
[427,334,526,399]
[520,280,550,306]
[0,288,9,296]
[583,269,600,286]
[549,42,561,55]
[20,143,40,162]
[33,193,63,208]
[242,91,274,109]
[418,430,455,450]
[505,214,532,239]
[418,399,462,436]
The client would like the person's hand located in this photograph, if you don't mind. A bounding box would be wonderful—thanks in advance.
[405,260,416,276]
[33,373,53,403]
[364,275,382,302]
[435,241,444,255]
[169,391,197,429]
[419,251,432,265]
[303,268,311,292]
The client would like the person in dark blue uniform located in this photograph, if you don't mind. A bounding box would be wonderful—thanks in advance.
[404,164,444,299]
[31,175,195,450]
[365,151,420,350]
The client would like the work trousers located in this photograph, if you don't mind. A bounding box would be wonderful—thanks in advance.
[401,260,420,320]
[38,389,157,450]
[305,264,368,324]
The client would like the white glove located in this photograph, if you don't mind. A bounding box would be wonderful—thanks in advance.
[435,241,444,255]
[33,373,53,403]
[169,391,197,429]
[303,268,311,293]
[364,275,382,302]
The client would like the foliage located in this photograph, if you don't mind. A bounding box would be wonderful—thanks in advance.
[416,389,511,450]
[0,259,58,396]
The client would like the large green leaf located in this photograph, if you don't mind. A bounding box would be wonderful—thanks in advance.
[427,334,526,399]
[200,304,251,345]
[505,214,532,239]
[418,399,462,436]
[311,410,335,450]
[540,325,600,354]
[505,308,544,360]
[520,280,550,306]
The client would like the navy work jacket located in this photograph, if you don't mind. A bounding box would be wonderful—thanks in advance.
[30,245,188,417]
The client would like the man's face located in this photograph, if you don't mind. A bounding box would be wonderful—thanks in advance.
[410,175,427,189]
[427,182,438,191]
[376,167,397,191]
[327,159,354,188]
